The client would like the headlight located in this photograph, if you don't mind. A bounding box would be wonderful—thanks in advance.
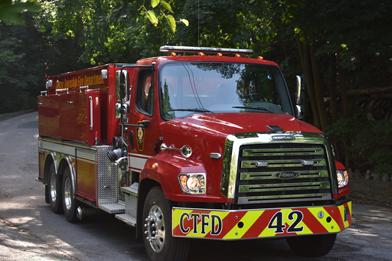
[178,173,206,194]
[337,170,349,188]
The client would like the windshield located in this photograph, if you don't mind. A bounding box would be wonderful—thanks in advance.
[159,62,293,119]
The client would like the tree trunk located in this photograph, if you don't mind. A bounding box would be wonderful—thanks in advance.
[309,44,327,130]
[327,55,337,122]
[297,40,320,126]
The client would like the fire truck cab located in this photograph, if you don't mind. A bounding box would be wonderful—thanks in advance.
[38,46,351,261]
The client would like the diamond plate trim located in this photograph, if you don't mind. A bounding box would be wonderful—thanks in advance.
[96,146,119,206]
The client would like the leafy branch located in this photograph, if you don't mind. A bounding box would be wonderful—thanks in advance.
[141,0,188,33]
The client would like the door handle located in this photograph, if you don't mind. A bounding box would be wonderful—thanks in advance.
[137,120,150,128]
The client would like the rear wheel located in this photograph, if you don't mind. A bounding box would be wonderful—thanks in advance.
[62,167,78,222]
[47,162,62,213]
[44,184,50,204]
[287,234,336,257]
[142,187,190,261]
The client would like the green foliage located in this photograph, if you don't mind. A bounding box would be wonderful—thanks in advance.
[33,0,189,65]
[146,10,159,26]
[0,18,46,112]
[142,0,188,33]
[0,0,40,25]
[328,117,392,176]
[151,0,160,9]
[166,14,176,33]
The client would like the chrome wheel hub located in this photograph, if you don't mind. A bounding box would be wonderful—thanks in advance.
[50,172,57,202]
[144,205,165,253]
[63,175,72,210]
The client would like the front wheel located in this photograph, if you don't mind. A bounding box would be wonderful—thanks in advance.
[142,187,190,261]
[287,234,336,257]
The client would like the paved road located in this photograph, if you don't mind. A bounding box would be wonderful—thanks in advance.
[0,112,391,261]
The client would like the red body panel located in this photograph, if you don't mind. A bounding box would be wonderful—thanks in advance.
[38,90,102,145]
[104,64,119,144]
[39,64,125,145]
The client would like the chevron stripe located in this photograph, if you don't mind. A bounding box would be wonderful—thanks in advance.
[216,211,247,239]
[298,208,328,234]
[172,202,352,240]
[242,209,276,239]
[223,210,263,239]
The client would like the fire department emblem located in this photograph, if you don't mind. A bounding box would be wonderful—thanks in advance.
[137,127,144,151]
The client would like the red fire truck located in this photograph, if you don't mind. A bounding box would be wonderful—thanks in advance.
[38,46,351,261]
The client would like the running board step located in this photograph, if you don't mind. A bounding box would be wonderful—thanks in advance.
[115,214,137,227]
[99,203,125,214]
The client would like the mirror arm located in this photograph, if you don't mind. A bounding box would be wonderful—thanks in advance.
[124,120,150,129]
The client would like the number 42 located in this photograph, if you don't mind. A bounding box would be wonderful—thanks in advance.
[268,211,304,233]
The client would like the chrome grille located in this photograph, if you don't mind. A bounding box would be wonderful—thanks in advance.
[237,143,332,204]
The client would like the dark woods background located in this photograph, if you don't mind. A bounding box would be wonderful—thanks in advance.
[1,0,391,178]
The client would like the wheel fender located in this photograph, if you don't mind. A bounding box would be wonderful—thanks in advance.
[60,156,77,198]
[44,152,58,183]
[140,153,205,200]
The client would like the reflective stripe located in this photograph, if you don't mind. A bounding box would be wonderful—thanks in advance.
[223,210,262,239]
[129,155,148,170]
[77,148,96,161]
[39,140,75,156]
[172,202,352,240]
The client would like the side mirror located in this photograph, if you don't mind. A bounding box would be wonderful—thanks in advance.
[295,75,304,120]
[115,70,129,119]
[119,71,127,100]
[116,70,129,101]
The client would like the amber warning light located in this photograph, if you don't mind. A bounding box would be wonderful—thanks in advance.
[159,45,254,55]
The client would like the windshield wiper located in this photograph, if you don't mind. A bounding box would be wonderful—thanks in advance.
[232,106,272,113]
[169,108,212,113]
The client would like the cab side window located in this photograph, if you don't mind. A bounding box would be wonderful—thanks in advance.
[137,70,154,115]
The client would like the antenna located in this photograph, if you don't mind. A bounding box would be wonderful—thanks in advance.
[197,0,200,46]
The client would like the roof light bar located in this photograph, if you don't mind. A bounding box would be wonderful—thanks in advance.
[159,45,254,55]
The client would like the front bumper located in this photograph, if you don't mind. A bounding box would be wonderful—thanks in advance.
[172,201,352,240]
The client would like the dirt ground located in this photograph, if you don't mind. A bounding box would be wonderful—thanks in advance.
[350,175,392,208]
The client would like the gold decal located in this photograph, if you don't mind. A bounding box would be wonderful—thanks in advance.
[137,127,144,151]
[56,74,105,90]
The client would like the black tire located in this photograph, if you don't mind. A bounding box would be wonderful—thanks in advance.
[142,187,190,261]
[62,166,78,223]
[47,162,63,213]
[287,234,336,257]
[44,184,50,204]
